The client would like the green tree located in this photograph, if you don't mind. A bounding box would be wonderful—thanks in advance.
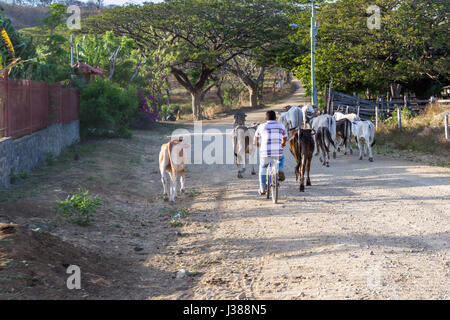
[40,3,67,36]
[86,0,292,120]
[292,0,449,97]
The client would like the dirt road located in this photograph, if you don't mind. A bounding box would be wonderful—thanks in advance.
[160,81,450,299]
[1,81,449,300]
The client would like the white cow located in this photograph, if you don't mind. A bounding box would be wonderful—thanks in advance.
[334,111,361,123]
[353,120,375,162]
[279,105,317,132]
[159,137,191,202]
[311,114,337,160]
[279,106,303,133]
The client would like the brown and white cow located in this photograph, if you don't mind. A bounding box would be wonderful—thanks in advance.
[159,137,190,202]
[289,128,315,192]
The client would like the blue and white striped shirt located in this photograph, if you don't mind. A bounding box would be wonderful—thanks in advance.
[254,121,287,157]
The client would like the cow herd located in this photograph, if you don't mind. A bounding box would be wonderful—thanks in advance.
[229,105,376,193]
[282,105,376,192]
[159,105,376,202]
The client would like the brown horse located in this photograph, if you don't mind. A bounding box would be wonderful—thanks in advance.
[289,128,315,192]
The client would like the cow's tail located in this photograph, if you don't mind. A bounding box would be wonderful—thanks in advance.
[369,121,376,147]
[325,127,335,151]
[319,127,329,153]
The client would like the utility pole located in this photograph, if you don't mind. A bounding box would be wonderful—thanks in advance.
[311,0,318,108]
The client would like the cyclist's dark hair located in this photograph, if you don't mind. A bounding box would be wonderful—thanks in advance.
[266,110,276,121]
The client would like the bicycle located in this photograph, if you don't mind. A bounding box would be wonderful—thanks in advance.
[265,156,279,204]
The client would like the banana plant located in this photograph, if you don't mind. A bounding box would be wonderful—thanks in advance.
[0,12,36,78]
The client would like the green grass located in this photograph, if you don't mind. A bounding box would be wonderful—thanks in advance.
[56,188,101,226]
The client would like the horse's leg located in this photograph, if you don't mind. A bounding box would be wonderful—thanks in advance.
[249,152,256,175]
[295,160,301,182]
[306,156,312,186]
[300,156,306,192]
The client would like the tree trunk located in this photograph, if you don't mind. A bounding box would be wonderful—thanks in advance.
[286,71,292,84]
[165,77,171,105]
[257,67,265,106]
[390,83,401,98]
[191,90,202,120]
[171,65,211,121]
[249,85,258,108]
[216,84,225,107]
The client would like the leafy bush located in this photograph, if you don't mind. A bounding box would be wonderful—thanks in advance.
[57,189,100,226]
[161,104,180,118]
[79,78,139,139]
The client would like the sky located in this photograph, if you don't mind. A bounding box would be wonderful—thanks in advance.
[99,0,158,5]
[87,0,162,5]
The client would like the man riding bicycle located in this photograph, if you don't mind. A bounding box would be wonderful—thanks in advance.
[254,110,287,196]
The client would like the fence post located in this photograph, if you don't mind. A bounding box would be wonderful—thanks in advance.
[404,94,409,112]
[2,70,8,137]
[29,80,32,135]
[356,94,360,116]
[375,96,379,129]
[397,106,402,130]
[387,92,391,114]
[445,114,449,140]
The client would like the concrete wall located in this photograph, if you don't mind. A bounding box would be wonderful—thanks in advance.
[0,120,80,188]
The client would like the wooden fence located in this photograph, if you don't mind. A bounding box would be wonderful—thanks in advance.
[324,89,436,120]
[0,71,79,139]
[324,87,450,138]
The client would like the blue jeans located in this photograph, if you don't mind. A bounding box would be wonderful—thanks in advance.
[259,155,285,192]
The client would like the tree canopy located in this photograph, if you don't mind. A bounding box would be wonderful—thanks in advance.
[292,0,449,98]
[85,0,293,119]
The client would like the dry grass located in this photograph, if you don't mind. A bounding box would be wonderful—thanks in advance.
[375,103,450,167]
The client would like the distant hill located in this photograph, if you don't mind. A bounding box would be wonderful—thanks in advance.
[0,2,48,29]
[0,1,105,30]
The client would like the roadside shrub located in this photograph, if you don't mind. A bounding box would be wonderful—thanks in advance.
[79,78,138,139]
[161,104,180,118]
[57,189,100,226]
